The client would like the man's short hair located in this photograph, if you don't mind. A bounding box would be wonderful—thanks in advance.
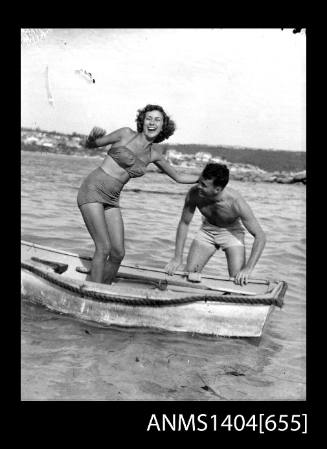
[201,163,229,188]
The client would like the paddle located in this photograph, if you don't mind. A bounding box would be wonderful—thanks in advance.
[113,272,259,296]
[120,263,269,285]
[31,257,68,274]
[75,265,262,295]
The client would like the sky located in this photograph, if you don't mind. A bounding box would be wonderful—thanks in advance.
[21,28,306,151]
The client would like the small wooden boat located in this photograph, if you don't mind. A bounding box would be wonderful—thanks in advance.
[21,240,287,337]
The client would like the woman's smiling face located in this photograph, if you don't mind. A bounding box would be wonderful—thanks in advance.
[143,110,164,139]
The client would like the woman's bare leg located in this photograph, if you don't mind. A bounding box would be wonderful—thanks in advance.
[79,203,125,283]
[103,206,125,283]
[79,203,111,283]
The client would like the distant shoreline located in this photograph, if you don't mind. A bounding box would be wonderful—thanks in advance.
[21,150,306,186]
[21,128,306,185]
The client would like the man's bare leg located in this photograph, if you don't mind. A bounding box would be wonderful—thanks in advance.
[224,245,246,277]
[185,239,216,272]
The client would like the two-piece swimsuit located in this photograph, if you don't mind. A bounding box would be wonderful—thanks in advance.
[77,135,152,209]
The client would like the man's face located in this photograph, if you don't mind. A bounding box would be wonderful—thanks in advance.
[197,176,220,198]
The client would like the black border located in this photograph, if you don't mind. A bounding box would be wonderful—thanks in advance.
[17,23,312,441]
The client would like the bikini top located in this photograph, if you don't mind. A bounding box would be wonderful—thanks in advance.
[107,134,152,178]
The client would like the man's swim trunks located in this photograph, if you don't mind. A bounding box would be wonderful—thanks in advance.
[77,167,124,209]
[194,217,245,250]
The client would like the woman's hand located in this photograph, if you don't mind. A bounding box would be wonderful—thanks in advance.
[165,257,183,275]
[84,127,107,149]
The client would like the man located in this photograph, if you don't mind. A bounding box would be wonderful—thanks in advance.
[165,163,266,285]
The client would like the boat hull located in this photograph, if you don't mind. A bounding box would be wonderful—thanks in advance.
[21,269,274,337]
[21,241,285,337]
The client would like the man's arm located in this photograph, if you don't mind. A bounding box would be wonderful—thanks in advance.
[165,190,197,274]
[235,197,266,285]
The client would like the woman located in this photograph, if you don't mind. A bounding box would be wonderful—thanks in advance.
[77,104,198,284]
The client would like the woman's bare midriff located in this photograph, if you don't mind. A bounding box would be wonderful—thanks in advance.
[100,155,130,183]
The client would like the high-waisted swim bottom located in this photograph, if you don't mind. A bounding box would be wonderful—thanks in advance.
[194,218,245,251]
[77,167,125,209]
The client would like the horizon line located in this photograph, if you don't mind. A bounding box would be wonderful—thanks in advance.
[20,126,306,153]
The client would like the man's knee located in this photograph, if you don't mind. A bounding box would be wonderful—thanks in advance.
[225,245,245,275]
[186,239,215,272]
[186,262,204,273]
[186,254,205,272]
[228,266,241,277]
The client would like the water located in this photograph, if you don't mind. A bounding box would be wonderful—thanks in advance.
[21,152,306,401]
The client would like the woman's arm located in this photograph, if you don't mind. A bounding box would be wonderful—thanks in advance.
[84,127,133,149]
[153,158,199,184]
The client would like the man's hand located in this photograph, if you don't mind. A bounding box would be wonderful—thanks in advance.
[165,257,183,276]
[234,267,252,286]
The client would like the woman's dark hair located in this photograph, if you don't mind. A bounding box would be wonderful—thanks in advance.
[202,163,230,188]
[136,104,176,143]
